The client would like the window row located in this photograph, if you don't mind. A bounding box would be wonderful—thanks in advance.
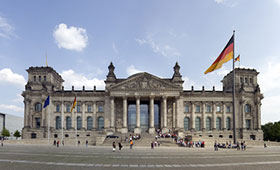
[55,116,104,130]
[55,104,103,113]
[240,77,253,85]
[185,105,231,113]
[183,117,231,131]
[33,75,47,82]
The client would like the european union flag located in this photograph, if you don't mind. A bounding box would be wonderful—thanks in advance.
[43,96,49,108]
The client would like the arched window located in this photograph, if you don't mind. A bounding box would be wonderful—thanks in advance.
[226,117,231,130]
[56,116,61,129]
[77,116,82,130]
[35,103,42,112]
[66,116,71,130]
[98,116,104,130]
[216,117,222,130]
[87,117,93,130]
[206,117,211,131]
[245,104,251,113]
[184,117,190,130]
[56,105,60,112]
[195,117,201,131]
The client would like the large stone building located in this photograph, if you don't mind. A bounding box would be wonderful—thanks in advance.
[22,62,263,141]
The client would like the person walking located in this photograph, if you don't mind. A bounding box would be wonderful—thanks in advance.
[151,141,154,149]
[86,140,88,147]
[130,140,133,149]
[112,142,116,152]
[57,140,59,147]
[118,142,122,150]
[214,140,218,151]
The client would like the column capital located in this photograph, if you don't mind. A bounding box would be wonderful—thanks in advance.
[162,95,167,100]
[110,96,115,100]
[149,95,155,99]
[135,95,141,100]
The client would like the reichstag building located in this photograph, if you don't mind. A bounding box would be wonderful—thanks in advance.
[22,62,263,141]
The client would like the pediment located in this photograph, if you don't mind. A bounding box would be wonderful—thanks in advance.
[109,72,180,91]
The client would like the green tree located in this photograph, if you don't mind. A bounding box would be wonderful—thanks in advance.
[1,128,10,137]
[262,121,280,142]
[13,130,21,139]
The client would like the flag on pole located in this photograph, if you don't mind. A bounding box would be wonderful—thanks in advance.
[43,96,50,108]
[234,54,240,62]
[70,96,77,112]
[204,35,234,74]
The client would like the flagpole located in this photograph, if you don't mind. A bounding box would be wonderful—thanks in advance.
[75,109,77,147]
[232,30,237,144]
[48,96,50,145]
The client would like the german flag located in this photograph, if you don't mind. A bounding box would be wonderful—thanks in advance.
[204,35,234,74]
[70,96,77,112]
[234,54,240,62]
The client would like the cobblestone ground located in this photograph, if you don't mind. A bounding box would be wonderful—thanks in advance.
[0,144,280,170]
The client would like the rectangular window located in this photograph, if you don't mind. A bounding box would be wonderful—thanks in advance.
[87,105,92,112]
[217,106,221,112]
[185,105,190,112]
[98,105,104,112]
[39,76,41,81]
[195,105,200,113]
[250,78,253,84]
[35,118,40,128]
[240,77,243,84]
[226,106,230,113]
[245,77,248,84]
[77,105,81,113]
[56,105,60,112]
[66,105,70,112]
[246,119,251,130]
[44,76,46,81]
[206,105,211,112]
[33,76,36,82]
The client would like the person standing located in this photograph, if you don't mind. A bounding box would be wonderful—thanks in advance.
[151,141,154,149]
[130,140,133,149]
[112,142,116,152]
[57,140,59,147]
[86,140,88,147]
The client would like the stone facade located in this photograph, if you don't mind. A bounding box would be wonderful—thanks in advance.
[22,62,263,141]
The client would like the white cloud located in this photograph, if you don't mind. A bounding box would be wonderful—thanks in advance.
[126,65,144,76]
[53,23,88,51]
[0,68,26,88]
[0,104,23,112]
[112,42,119,54]
[60,70,105,90]
[0,16,16,39]
[215,0,225,4]
[182,76,196,90]
[135,36,181,57]
[12,94,23,103]
[258,57,280,123]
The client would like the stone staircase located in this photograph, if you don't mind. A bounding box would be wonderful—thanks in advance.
[102,132,177,147]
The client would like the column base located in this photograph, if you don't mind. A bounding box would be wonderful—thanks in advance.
[148,128,155,134]
[134,128,141,134]
[121,128,128,134]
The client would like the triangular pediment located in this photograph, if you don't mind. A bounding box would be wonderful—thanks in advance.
[109,72,181,91]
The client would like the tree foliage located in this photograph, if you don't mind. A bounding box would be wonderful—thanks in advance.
[13,130,21,139]
[1,128,10,137]
[262,122,280,142]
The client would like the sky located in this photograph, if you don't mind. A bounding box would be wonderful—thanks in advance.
[0,0,280,124]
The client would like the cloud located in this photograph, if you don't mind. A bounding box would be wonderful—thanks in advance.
[0,104,23,112]
[182,76,196,90]
[214,0,238,7]
[53,23,88,51]
[275,0,280,6]
[126,65,144,76]
[0,16,16,39]
[60,70,105,90]
[258,57,280,123]
[112,42,119,54]
[0,68,26,88]
[12,94,23,103]
[135,36,181,57]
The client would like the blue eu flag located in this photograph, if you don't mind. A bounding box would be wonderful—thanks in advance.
[43,96,49,108]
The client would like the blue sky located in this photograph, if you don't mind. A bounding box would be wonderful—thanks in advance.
[0,0,280,124]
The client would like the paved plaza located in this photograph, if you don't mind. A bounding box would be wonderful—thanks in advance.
[0,144,280,170]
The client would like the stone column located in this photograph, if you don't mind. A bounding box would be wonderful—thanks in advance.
[82,102,86,130]
[241,101,246,129]
[162,96,168,133]
[191,102,195,130]
[213,102,216,130]
[222,103,226,130]
[202,102,206,131]
[176,97,180,128]
[149,96,155,134]
[122,97,128,133]
[257,101,262,130]
[93,102,96,129]
[134,96,141,133]
[71,103,75,130]
[24,100,30,127]
[110,97,115,130]
[172,100,176,129]
[61,102,64,130]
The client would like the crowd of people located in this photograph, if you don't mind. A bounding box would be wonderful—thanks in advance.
[214,140,247,151]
